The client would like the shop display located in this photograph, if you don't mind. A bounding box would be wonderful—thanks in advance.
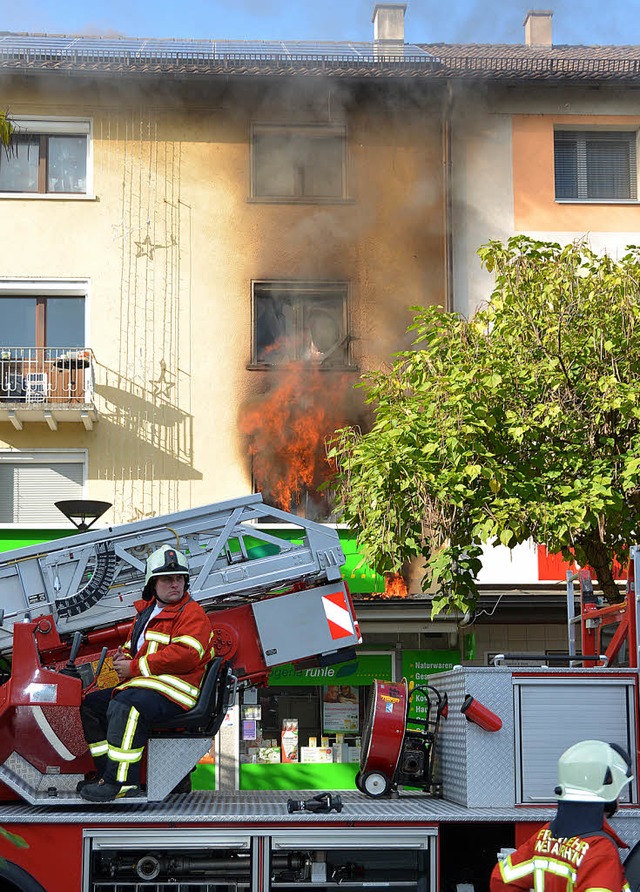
[281,719,299,763]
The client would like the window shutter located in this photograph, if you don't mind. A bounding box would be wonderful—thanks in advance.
[0,466,13,523]
[586,135,636,199]
[554,135,578,199]
[554,130,637,200]
[0,461,83,523]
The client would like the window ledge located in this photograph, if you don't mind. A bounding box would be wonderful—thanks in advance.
[247,197,354,206]
[247,363,360,372]
[555,199,640,205]
[0,193,97,201]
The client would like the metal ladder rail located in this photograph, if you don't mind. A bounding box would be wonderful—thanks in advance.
[0,494,346,650]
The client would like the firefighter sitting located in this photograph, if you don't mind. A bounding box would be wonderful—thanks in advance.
[78,545,214,802]
[490,739,633,892]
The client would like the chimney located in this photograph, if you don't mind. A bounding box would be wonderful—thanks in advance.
[372,3,407,53]
[523,10,553,46]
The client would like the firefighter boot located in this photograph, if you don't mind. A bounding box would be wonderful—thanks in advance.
[79,778,142,802]
[76,755,108,793]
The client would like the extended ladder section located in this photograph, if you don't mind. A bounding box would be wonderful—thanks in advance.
[0,494,346,653]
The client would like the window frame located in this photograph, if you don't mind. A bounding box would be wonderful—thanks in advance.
[0,448,88,528]
[250,279,354,370]
[250,123,348,203]
[554,127,639,203]
[0,279,90,348]
[0,117,94,199]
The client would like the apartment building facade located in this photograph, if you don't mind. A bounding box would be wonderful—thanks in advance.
[1,5,640,667]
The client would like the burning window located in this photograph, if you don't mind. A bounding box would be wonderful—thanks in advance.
[252,125,346,201]
[0,119,90,195]
[252,281,351,368]
[554,129,638,201]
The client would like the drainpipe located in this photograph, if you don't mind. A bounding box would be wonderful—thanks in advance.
[442,80,454,313]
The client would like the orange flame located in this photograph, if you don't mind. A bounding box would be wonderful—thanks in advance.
[383,572,408,598]
[240,364,354,512]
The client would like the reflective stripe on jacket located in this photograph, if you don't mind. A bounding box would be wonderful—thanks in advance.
[490,823,630,892]
[117,594,214,709]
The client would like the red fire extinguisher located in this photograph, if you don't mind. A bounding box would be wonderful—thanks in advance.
[461,694,502,732]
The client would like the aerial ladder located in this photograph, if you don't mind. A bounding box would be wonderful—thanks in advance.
[0,494,361,806]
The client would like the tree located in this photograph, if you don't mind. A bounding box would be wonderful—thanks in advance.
[329,236,640,615]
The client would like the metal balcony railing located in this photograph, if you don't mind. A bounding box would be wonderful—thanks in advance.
[0,347,95,405]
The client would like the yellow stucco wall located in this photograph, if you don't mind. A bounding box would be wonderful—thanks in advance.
[0,75,445,524]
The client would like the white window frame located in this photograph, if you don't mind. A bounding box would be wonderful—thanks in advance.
[250,123,348,203]
[0,116,94,200]
[0,449,88,529]
[554,126,639,204]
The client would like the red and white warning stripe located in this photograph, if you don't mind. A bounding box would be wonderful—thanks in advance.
[322,590,355,640]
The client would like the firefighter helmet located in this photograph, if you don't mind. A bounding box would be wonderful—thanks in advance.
[142,546,190,601]
[555,740,633,803]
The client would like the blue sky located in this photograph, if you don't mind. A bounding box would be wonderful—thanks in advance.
[0,0,637,47]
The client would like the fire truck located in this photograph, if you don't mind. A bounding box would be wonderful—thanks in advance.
[0,495,640,891]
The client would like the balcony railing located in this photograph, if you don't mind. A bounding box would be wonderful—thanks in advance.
[0,347,95,405]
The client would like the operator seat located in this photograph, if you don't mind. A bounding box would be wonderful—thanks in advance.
[151,657,232,738]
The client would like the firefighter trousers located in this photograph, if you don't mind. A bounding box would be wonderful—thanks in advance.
[80,687,184,787]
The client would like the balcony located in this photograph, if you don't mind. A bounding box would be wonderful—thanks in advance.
[0,347,98,431]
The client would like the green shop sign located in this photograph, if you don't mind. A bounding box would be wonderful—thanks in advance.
[268,652,393,687]
[401,649,459,723]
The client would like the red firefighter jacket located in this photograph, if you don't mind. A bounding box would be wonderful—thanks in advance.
[490,822,630,892]
[115,594,214,710]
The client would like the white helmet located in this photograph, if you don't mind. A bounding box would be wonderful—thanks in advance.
[142,546,189,601]
[555,740,633,803]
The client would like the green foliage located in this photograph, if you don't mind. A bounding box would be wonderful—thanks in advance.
[0,825,28,867]
[329,236,640,614]
[0,111,13,155]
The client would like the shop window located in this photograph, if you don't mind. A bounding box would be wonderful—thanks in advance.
[252,281,350,368]
[240,685,364,766]
[252,124,346,201]
[0,450,86,525]
[0,119,91,195]
[554,129,638,201]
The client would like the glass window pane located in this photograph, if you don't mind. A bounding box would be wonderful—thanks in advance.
[254,129,344,199]
[0,298,36,348]
[254,133,297,197]
[303,135,344,197]
[47,136,87,193]
[46,298,85,348]
[302,297,347,365]
[255,292,297,363]
[0,137,39,193]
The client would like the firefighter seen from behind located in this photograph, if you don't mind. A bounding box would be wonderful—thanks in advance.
[490,739,633,891]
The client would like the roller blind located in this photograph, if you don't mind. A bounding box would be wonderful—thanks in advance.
[554,130,637,200]
[0,460,83,523]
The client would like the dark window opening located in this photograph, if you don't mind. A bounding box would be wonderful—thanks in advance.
[253,282,350,368]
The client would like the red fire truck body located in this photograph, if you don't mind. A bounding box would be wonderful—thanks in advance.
[0,499,640,891]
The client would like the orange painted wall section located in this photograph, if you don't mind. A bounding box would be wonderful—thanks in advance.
[513,115,640,232]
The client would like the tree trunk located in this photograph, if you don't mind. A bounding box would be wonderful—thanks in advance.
[576,534,623,603]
